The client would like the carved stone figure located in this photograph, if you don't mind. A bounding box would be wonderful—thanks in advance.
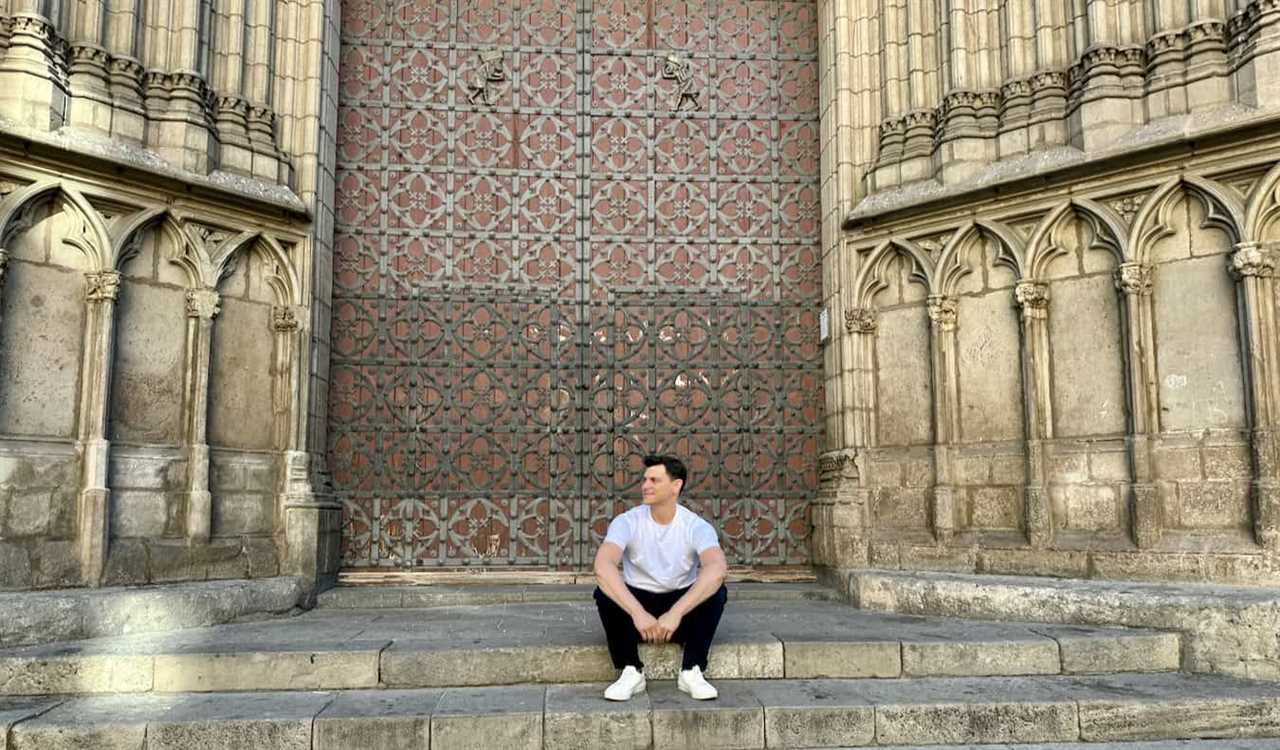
[662,54,699,112]
[466,50,507,106]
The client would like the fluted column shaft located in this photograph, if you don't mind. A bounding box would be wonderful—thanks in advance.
[77,270,121,586]
[928,294,960,542]
[1016,280,1054,546]
[1115,262,1162,548]
[182,288,219,543]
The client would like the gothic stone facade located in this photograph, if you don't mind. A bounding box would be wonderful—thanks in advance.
[5,0,1280,591]
[814,0,1280,584]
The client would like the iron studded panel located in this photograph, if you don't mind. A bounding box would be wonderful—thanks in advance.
[331,0,821,568]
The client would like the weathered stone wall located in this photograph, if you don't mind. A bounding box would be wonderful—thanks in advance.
[817,0,1280,584]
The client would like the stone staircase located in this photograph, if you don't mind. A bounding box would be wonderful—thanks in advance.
[1,582,1279,749]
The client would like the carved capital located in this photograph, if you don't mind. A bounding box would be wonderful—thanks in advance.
[85,271,121,302]
[1015,281,1050,319]
[927,294,958,331]
[1230,243,1275,279]
[844,307,877,335]
[1114,263,1153,296]
[272,305,301,332]
[185,288,221,320]
[818,449,860,483]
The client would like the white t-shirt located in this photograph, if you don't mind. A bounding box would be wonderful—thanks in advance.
[604,505,720,593]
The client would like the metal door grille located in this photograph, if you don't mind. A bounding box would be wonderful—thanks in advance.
[331,0,822,569]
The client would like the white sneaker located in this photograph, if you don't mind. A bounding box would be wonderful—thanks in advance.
[677,665,718,700]
[604,665,646,701]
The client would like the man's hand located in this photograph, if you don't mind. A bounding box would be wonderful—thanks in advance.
[632,610,661,642]
[655,610,682,642]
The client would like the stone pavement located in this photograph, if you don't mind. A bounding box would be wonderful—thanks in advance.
[1,582,1279,748]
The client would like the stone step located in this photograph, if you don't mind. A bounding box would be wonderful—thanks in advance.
[316,581,841,609]
[5,673,1280,749]
[868,743,1280,750]
[0,601,1180,695]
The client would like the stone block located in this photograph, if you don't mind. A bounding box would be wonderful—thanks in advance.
[1091,451,1131,482]
[431,685,544,750]
[970,487,1020,529]
[107,455,175,490]
[902,459,933,488]
[244,537,281,578]
[1064,484,1119,531]
[899,544,977,573]
[210,461,245,492]
[955,457,990,485]
[382,640,614,687]
[0,263,84,439]
[867,460,902,487]
[544,684,651,750]
[902,636,1060,677]
[875,697,1079,745]
[0,697,61,749]
[8,694,153,750]
[102,540,149,586]
[1202,445,1251,480]
[874,488,929,528]
[144,691,331,750]
[213,493,273,536]
[3,489,53,537]
[1156,447,1204,481]
[1180,481,1247,529]
[151,640,385,692]
[109,490,170,538]
[1049,628,1181,674]
[0,650,155,695]
[990,455,1025,484]
[1077,676,1280,741]
[782,639,901,678]
[977,548,1090,578]
[314,689,441,750]
[31,541,80,589]
[1048,452,1089,483]
[147,542,199,583]
[1046,275,1127,436]
[0,542,32,589]
[750,680,875,748]
[650,682,763,750]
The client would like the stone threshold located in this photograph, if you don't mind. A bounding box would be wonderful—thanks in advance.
[0,599,1178,695]
[334,564,817,588]
[5,672,1280,749]
[0,577,306,649]
[317,580,835,609]
[834,568,1280,681]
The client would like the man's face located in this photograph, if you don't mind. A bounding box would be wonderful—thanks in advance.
[641,464,681,505]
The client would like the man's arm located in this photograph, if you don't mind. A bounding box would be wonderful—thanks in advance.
[654,546,727,642]
[594,541,662,642]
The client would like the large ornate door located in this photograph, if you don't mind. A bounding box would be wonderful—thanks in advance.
[331,0,822,571]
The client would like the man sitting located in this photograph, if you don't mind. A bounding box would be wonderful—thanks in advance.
[592,455,728,701]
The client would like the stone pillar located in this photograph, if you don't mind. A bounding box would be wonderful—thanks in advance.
[181,288,219,543]
[65,0,112,134]
[814,449,868,568]
[104,0,146,144]
[272,303,338,590]
[1232,0,1280,109]
[927,294,960,542]
[844,306,878,447]
[0,8,68,130]
[1067,45,1144,152]
[1115,262,1162,548]
[1015,280,1053,546]
[77,270,121,586]
[1229,243,1280,549]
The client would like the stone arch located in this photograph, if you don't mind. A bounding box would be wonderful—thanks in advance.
[213,230,301,307]
[109,207,195,273]
[0,181,111,270]
[852,238,935,308]
[1026,198,1127,279]
[934,219,1027,295]
[1128,175,1245,263]
[1244,160,1280,244]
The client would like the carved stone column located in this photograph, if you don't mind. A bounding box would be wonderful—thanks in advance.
[844,306,878,448]
[181,288,220,543]
[1229,243,1280,549]
[0,12,68,130]
[1015,280,1053,546]
[1115,262,1162,548]
[927,294,960,542]
[77,270,122,586]
[815,449,868,568]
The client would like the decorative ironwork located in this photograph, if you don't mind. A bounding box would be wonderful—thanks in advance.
[332,0,822,570]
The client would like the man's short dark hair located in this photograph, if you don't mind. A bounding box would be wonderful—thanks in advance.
[643,455,688,490]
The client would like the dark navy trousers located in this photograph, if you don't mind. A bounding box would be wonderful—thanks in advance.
[593,583,728,671]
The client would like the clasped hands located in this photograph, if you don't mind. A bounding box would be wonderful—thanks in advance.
[632,610,682,643]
